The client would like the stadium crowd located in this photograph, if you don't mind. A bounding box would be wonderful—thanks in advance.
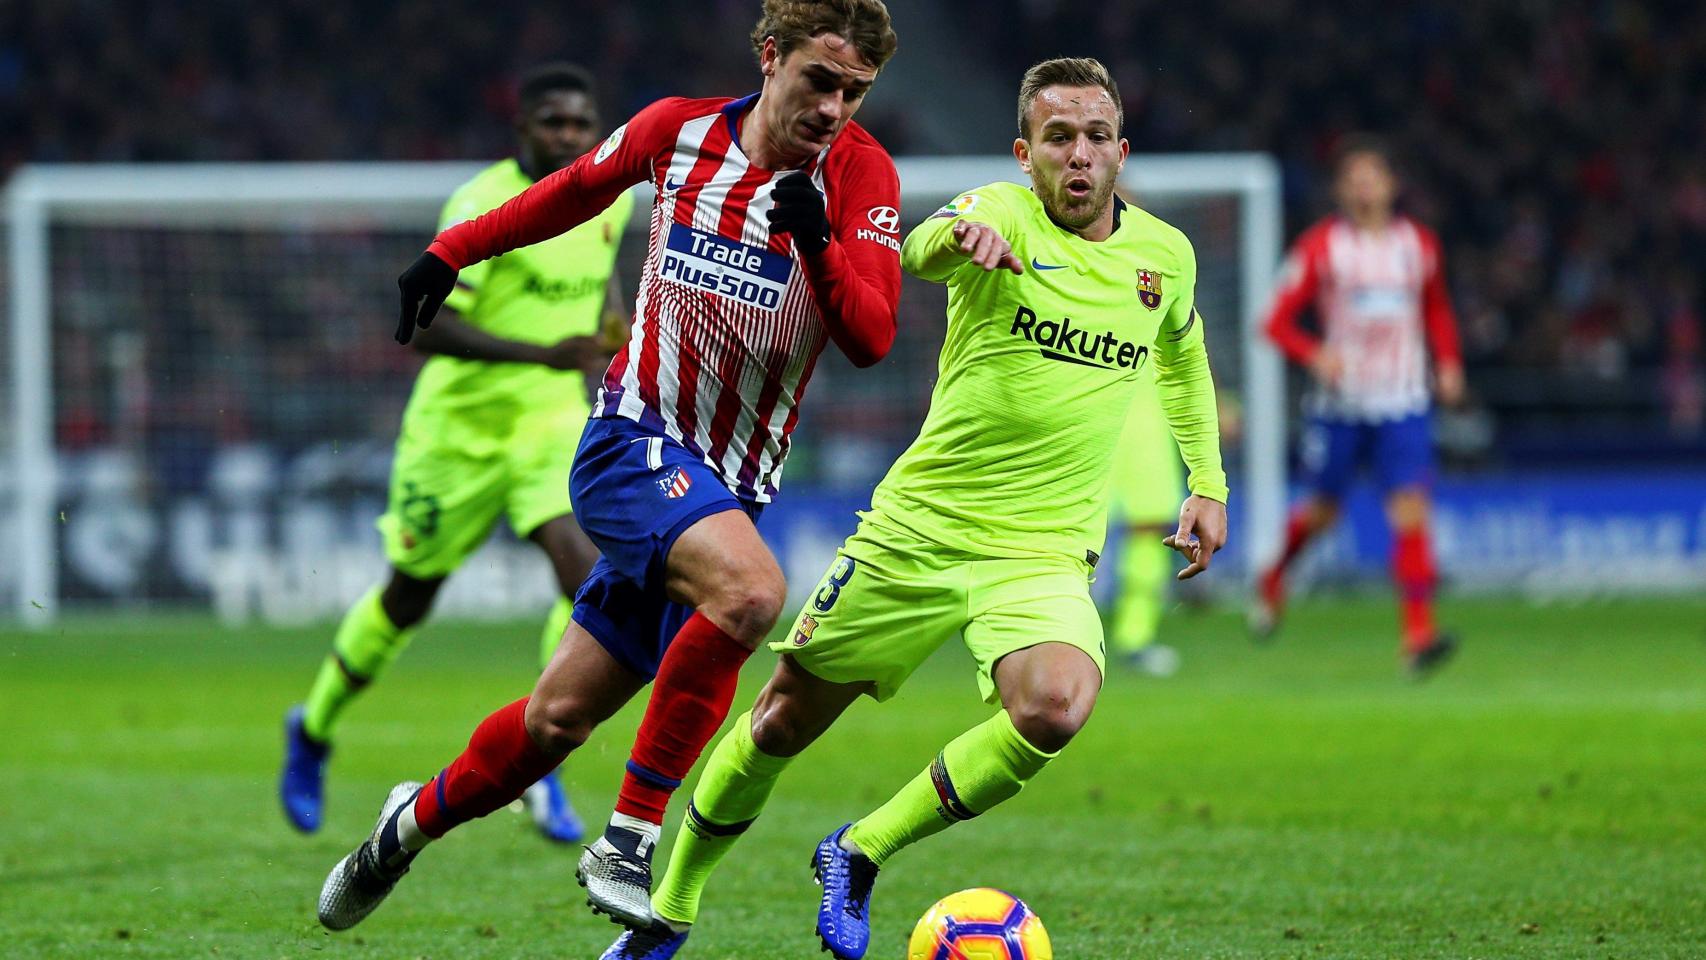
[4,0,1701,441]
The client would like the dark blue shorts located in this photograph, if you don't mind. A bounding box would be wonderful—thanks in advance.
[1299,412,1434,499]
[568,416,760,679]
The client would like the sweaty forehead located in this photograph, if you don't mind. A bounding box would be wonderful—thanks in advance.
[1032,85,1118,126]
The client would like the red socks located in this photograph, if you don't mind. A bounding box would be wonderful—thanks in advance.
[413,697,562,838]
[615,612,753,824]
[1393,527,1438,653]
[1274,508,1316,574]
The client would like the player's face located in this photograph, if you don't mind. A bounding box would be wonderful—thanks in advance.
[1336,152,1397,222]
[759,33,878,163]
[1015,85,1128,233]
[518,90,601,177]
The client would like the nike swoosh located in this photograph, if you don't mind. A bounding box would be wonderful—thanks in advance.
[664,177,686,191]
[1031,258,1067,271]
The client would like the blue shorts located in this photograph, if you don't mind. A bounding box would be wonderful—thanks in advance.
[1299,413,1434,499]
[568,416,759,679]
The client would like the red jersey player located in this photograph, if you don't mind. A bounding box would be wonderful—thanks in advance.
[1252,137,1464,675]
[316,0,902,935]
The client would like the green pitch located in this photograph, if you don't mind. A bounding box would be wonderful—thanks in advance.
[3,597,1703,959]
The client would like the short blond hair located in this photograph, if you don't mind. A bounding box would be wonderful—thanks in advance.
[750,0,898,70]
[1017,57,1122,139]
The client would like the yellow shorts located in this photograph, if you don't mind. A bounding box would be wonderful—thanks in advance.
[378,413,586,579]
[772,516,1105,703]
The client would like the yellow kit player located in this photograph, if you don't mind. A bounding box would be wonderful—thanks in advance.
[601,58,1228,960]
[280,63,633,843]
[1106,365,1187,675]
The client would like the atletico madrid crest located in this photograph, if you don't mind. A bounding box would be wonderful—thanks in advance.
[1136,269,1163,310]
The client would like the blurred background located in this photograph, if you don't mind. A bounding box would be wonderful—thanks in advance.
[1,0,1702,621]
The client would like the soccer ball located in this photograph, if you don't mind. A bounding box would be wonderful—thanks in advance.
[907,888,1052,960]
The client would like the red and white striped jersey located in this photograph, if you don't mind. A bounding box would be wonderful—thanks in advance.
[1265,215,1461,421]
[429,95,903,502]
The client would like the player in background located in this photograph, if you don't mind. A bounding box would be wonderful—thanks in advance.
[1104,371,1187,676]
[279,63,631,843]
[1251,137,1463,674]
[315,0,901,934]
[604,57,1228,960]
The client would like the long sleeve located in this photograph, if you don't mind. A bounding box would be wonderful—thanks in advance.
[1155,236,1228,503]
[1418,227,1462,367]
[799,144,903,368]
[900,190,1006,282]
[1263,227,1326,366]
[427,100,674,270]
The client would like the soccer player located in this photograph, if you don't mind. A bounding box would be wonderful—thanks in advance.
[604,57,1228,960]
[1106,371,1187,676]
[315,0,902,934]
[279,62,631,843]
[1250,137,1463,675]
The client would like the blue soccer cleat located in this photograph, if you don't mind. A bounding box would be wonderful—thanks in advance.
[599,922,689,959]
[812,824,880,959]
[280,704,329,833]
[522,770,585,844]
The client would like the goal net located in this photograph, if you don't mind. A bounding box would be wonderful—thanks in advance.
[2,158,1282,624]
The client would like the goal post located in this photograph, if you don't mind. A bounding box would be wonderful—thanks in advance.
[3,156,1284,625]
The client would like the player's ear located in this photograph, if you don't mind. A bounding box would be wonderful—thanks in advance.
[1013,137,1031,174]
[760,36,779,77]
[1117,138,1129,171]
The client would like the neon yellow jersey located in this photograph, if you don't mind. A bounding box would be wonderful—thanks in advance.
[402,159,634,456]
[869,181,1226,562]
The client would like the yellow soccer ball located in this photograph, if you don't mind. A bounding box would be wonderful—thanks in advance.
[907,888,1052,960]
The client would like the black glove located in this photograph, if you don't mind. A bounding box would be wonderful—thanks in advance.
[765,171,830,255]
[396,251,457,344]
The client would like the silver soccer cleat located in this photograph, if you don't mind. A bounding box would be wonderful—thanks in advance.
[316,781,423,931]
[578,830,657,929]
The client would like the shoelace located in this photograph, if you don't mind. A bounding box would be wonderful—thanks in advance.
[845,857,878,921]
[605,853,652,889]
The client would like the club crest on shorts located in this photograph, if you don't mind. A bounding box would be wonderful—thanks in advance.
[656,465,692,499]
[792,615,819,646]
[1137,268,1163,310]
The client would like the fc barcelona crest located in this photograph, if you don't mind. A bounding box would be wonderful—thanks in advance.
[1136,269,1163,311]
[792,615,819,646]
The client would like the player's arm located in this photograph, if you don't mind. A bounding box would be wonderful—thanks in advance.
[771,149,904,368]
[1418,227,1465,406]
[1263,228,1339,385]
[395,100,673,344]
[1153,235,1229,578]
[409,311,604,371]
[900,190,1024,282]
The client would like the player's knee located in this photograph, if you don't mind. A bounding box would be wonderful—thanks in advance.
[707,571,786,644]
[748,697,810,758]
[523,693,595,755]
[1007,690,1093,754]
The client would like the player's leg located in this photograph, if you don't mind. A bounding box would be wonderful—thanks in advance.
[518,513,602,843]
[607,510,786,833]
[1110,520,1178,674]
[284,442,502,832]
[1378,413,1455,674]
[636,655,868,945]
[811,558,1096,960]
[620,533,953,957]
[317,616,647,930]
[1252,416,1355,639]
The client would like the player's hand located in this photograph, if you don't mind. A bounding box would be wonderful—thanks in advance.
[1436,362,1467,407]
[1164,494,1228,581]
[951,220,1024,274]
[1308,346,1344,388]
[766,171,830,255]
[540,335,606,372]
[396,251,457,345]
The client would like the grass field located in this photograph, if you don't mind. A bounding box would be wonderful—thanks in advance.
[3,597,1704,959]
